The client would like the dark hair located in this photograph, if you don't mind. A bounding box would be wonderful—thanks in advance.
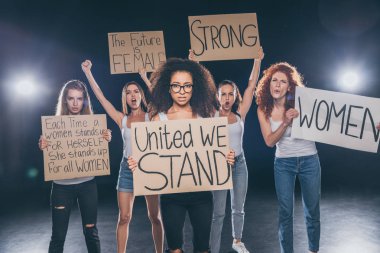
[56,80,93,115]
[121,81,148,115]
[256,62,304,118]
[149,58,217,118]
[218,80,242,116]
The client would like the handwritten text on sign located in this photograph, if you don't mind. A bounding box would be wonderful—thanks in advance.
[188,13,260,61]
[108,31,166,74]
[131,118,232,196]
[41,114,110,181]
[292,87,380,153]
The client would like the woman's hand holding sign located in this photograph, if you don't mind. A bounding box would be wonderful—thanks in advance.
[226,149,235,166]
[38,135,49,150]
[283,108,299,127]
[127,156,138,173]
[102,129,112,142]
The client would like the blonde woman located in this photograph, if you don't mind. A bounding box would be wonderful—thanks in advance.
[81,60,163,253]
[38,80,111,253]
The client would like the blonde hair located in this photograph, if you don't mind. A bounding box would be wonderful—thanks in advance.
[121,81,147,115]
[56,80,93,115]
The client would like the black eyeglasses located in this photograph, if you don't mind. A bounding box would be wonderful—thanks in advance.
[170,84,193,93]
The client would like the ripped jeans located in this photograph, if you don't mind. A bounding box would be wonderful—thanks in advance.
[49,179,100,253]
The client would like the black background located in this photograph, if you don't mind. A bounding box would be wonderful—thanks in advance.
[0,0,379,198]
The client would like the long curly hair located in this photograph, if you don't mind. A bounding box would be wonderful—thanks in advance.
[149,58,217,118]
[56,80,93,116]
[121,81,148,115]
[256,62,304,118]
[218,80,242,116]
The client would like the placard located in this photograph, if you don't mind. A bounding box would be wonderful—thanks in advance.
[41,114,110,181]
[131,117,232,195]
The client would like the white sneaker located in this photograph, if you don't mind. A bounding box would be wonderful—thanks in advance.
[232,242,250,253]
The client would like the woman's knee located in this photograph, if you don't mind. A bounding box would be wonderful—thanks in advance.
[83,224,99,239]
[118,213,132,225]
[213,209,226,220]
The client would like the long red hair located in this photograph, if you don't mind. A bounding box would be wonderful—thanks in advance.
[256,62,304,118]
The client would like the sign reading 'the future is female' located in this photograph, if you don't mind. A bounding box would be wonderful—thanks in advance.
[108,31,166,74]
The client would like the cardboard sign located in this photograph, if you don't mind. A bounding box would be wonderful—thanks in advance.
[188,13,260,61]
[131,117,232,196]
[41,114,110,181]
[108,31,166,74]
[292,87,380,153]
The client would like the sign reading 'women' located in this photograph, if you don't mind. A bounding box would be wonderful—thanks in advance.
[131,118,232,196]
[292,87,380,153]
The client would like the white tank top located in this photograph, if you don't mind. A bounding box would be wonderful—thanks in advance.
[54,176,94,185]
[157,112,201,121]
[158,112,168,121]
[270,118,317,158]
[122,113,150,158]
[215,111,244,156]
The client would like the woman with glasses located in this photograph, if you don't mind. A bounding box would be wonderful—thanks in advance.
[139,57,235,253]
[81,60,164,253]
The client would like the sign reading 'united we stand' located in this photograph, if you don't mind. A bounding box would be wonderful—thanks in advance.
[131,117,232,196]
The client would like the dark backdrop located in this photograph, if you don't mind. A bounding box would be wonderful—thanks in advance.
[0,0,379,199]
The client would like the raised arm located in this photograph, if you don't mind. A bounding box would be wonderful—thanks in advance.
[257,107,298,147]
[81,60,124,128]
[239,47,264,120]
[188,49,199,63]
[138,67,153,93]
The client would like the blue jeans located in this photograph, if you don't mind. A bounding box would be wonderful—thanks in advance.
[274,154,321,253]
[210,153,248,253]
[116,157,134,192]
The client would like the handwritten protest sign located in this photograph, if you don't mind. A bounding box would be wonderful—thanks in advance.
[188,13,260,61]
[41,114,110,181]
[292,87,380,153]
[108,31,166,74]
[131,117,232,196]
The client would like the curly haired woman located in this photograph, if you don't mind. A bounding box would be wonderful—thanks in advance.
[256,62,321,253]
[147,58,235,253]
